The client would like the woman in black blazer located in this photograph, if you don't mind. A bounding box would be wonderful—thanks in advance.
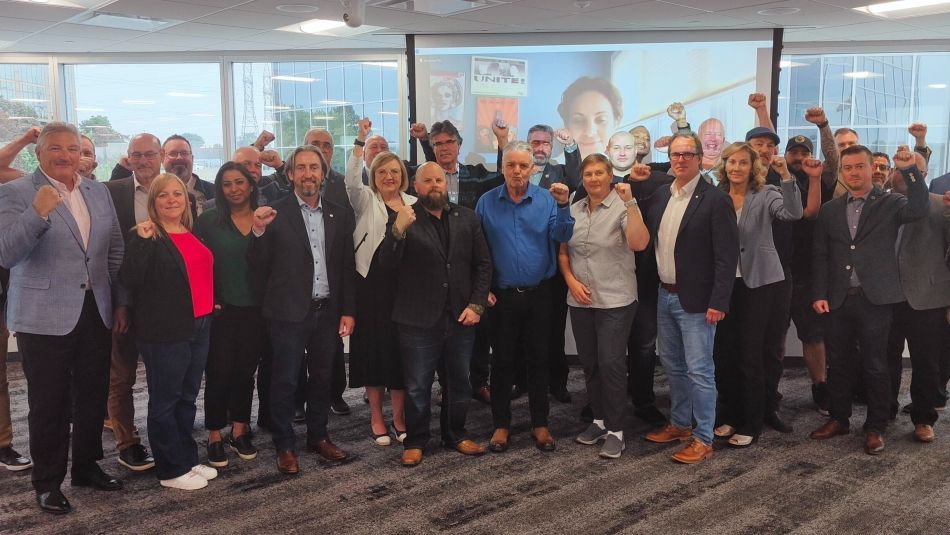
[119,173,217,491]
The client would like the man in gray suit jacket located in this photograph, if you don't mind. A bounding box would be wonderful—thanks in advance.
[810,146,929,455]
[0,123,125,514]
[886,165,950,443]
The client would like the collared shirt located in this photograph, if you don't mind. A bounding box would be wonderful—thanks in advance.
[131,174,149,224]
[446,166,460,204]
[846,191,868,287]
[476,182,574,289]
[656,174,701,284]
[529,143,577,186]
[566,189,637,308]
[296,193,331,299]
[424,205,451,253]
[43,170,90,249]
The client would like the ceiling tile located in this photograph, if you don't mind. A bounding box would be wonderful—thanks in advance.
[0,17,59,33]
[515,0,652,14]
[0,3,85,22]
[39,22,149,41]
[100,0,225,21]
[190,8,316,29]
[719,0,881,28]
[159,22,269,40]
[656,0,775,10]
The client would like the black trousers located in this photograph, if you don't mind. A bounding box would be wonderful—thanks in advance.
[939,324,950,402]
[205,305,266,429]
[763,271,793,413]
[489,282,552,429]
[547,273,570,391]
[258,333,345,426]
[825,292,892,434]
[18,292,111,493]
[627,295,657,408]
[469,317,491,390]
[886,302,944,426]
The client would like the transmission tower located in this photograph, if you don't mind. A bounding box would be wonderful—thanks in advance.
[240,63,257,142]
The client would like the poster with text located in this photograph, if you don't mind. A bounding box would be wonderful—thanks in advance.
[471,56,528,97]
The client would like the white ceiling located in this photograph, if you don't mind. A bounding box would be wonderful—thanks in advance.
[0,0,949,54]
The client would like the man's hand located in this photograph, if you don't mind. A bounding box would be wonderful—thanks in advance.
[802,157,823,180]
[135,220,157,239]
[549,182,569,205]
[409,123,428,140]
[748,92,767,111]
[357,117,372,141]
[770,155,792,179]
[113,306,129,335]
[804,107,827,126]
[654,136,672,151]
[117,155,131,170]
[892,149,917,170]
[813,300,830,314]
[555,128,574,146]
[705,308,725,324]
[20,126,41,145]
[33,185,61,218]
[491,121,509,142]
[338,316,355,337]
[393,204,416,236]
[487,292,497,307]
[254,130,275,149]
[567,280,593,306]
[908,122,928,144]
[260,149,283,169]
[458,307,481,326]
[252,206,277,234]
[667,102,686,121]
[78,156,98,178]
[614,182,633,203]
[629,163,651,182]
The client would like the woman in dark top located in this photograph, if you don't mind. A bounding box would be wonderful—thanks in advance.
[119,173,217,491]
[194,163,262,468]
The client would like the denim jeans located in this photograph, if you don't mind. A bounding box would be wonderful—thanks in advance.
[656,288,717,444]
[399,315,476,450]
[138,315,211,481]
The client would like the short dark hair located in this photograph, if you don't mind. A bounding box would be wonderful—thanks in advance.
[164,134,191,149]
[527,124,554,138]
[213,161,259,227]
[669,132,703,158]
[557,77,623,124]
[833,127,858,139]
[871,151,891,165]
[839,144,873,165]
[429,120,462,145]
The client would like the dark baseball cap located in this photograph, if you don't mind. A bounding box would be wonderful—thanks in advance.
[745,127,780,145]
[785,134,814,154]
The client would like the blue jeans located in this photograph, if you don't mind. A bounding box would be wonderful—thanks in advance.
[399,316,475,450]
[138,315,211,481]
[656,288,717,444]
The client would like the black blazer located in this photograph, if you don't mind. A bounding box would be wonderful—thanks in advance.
[247,193,356,323]
[645,176,739,314]
[377,203,492,328]
[118,232,200,343]
[812,168,930,309]
[111,164,215,200]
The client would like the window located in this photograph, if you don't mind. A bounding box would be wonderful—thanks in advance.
[62,63,224,181]
[0,63,51,174]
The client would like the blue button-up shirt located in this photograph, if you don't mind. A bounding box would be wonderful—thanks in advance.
[476,182,574,289]
[296,193,331,299]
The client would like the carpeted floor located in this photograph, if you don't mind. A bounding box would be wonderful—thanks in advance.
[1,362,948,535]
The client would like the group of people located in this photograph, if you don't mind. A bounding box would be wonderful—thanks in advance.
[0,90,948,515]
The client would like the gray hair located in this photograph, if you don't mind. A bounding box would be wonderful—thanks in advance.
[286,144,328,175]
[127,132,161,152]
[502,141,532,162]
[527,124,554,138]
[36,122,80,152]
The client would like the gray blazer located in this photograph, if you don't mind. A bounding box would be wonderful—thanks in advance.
[0,169,124,335]
[736,180,803,288]
[897,193,950,310]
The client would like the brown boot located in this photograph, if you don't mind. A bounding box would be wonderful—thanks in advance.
[402,448,423,467]
[489,428,509,453]
[645,423,692,443]
[810,420,849,440]
[531,426,556,452]
[454,439,487,456]
[914,424,935,443]
[671,438,713,464]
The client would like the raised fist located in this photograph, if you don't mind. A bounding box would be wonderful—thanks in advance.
[770,155,791,178]
[748,92,767,110]
[117,155,131,170]
[804,107,827,126]
[21,126,41,145]
[549,182,569,205]
[491,120,508,142]
[892,149,917,171]
[260,149,283,169]
[554,128,574,146]
[667,102,686,121]
[393,204,416,235]
[409,123,428,140]
[33,184,61,218]
[135,220,156,240]
[614,182,633,203]
[802,157,823,179]
[78,156,97,178]
[252,206,278,234]
[356,117,372,140]
[629,163,651,182]
[254,130,275,149]
[908,122,927,142]
[654,136,672,151]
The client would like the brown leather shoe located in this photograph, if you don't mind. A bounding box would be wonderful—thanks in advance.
[402,448,423,467]
[454,439,487,456]
[672,438,713,464]
[276,450,299,474]
[645,423,692,443]
[531,426,556,452]
[865,431,885,455]
[473,386,491,405]
[489,428,509,453]
[914,424,935,443]
[810,419,849,440]
[308,438,348,461]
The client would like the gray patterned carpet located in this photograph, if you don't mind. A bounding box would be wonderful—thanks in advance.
[1,362,949,535]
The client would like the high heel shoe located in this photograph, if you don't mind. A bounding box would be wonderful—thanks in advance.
[389,423,407,444]
[371,424,391,446]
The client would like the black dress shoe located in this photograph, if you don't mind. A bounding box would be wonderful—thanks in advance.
[71,464,123,491]
[634,405,668,427]
[36,489,71,514]
[764,412,793,434]
[294,408,306,423]
[550,386,572,404]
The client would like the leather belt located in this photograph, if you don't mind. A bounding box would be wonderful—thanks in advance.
[310,298,330,310]
[846,287,863,296]
[660,282,678,293]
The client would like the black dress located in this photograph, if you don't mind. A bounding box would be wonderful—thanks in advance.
[348,207,404,389]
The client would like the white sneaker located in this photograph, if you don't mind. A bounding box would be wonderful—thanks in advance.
[160,471,208,490]
[191,464,218,480]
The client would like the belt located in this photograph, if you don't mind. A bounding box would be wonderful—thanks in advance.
[846,287,863,296]
[660,282,678,293]
[497,285,539,293]
[310,297,331,310]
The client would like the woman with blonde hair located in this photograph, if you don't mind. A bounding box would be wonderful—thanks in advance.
[710,142,803,447]
[119,173,217,490]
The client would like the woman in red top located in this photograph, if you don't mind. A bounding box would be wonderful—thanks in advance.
[118,173,216,491]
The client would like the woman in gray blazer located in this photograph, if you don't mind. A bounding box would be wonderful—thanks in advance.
[711,142,803,447]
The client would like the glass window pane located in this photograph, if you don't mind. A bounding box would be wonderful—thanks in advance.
[0,63,51,173]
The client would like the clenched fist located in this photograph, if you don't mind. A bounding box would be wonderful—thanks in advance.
[33,185,61,218]
[260,150,282,169]
[748,92,767,110]
[614,182,633,203]
[357,117,372,140]
[21,126,41,145]
[393,204,416,236]
[491,121,508,142]
[804,107,827,126]
[629,163,651,182]
[409,123,428,140]
[253,206,277,234]
[802,157,823,179]
[78,156,98,178]
[549,182,569,205]
[667,102,686,121]
[770,155,791,179]
[555,128,574,146]
[135,220,157,240]
[254,130,275,149]
[908,122,928,143]
[892,149,917,170]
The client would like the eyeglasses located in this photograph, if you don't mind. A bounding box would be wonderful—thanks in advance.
[669,152,698,161]
[432,139,458,148]
[166,150,192,158]
[129,151,160,160]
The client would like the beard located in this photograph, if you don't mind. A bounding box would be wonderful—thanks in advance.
[168,163,190,181]
[532,152,550,167]
[420,190,449,211]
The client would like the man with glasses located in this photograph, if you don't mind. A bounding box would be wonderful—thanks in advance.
[420,121,501,210]
[643,132,738,464]
[871,152,892,189]
[111,135,215,209]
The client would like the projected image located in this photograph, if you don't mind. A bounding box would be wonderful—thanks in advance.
[475,97,518,152]
[416,39,771,166]
[430,71,465,128]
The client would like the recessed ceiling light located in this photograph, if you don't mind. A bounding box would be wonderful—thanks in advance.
[758,7,801,16]
[166,91,204,98]
[276,4,319,13]
[843,71,882,79]
[928,83,948,88]
[574,1,591,8]
[69,11,179,32]
[271,75,317,82]
[299,18,346,34]
[855,0,950,18]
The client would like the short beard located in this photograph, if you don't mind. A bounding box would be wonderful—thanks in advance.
[420,190,449,211]
[169,164,190,181]
[532,153,549,167]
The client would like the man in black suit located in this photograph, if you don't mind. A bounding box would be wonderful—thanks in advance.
[377,162,493,467]
[643,132,738,464]
[810,146,929,455]
[110,134,215,206]
[248,145,356,475]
